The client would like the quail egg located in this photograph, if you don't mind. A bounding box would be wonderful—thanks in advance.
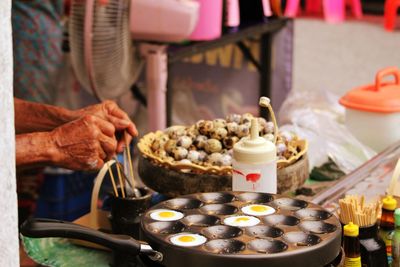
[276,142,287,155]
[193,135,208,149]
[263,134,274,142]
[187,150,202,163]
[240,113,254,124]
[222,136,239,149]
[210,127,228,140]
[213,119,226,129]
[166,126,186,139]
[176,136,192,149]
[164,139,177,154]
[226,122,239,135]
[237,124,250,138]
[241,205,276,217]
[170,233,207,247]
[196,120,214,136]
[226,114,241,123]
[205,139,223,153]
[150,209,184,221]
[224,216,260,227]
[172,147,189,160]
[264,121,275,134]
[207,153,224,166]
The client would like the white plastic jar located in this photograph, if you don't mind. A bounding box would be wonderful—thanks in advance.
[340,67,400,152]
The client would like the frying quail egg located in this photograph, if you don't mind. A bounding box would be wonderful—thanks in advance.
[170,233,207,247]
[224,216,260,227]
[241,205,276,216]
[150,209,184,221]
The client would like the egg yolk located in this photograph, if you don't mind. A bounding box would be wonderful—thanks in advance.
[235,217,250,222]
[159,211,175,218]
[250,205,269,212]
[178,236,196,243]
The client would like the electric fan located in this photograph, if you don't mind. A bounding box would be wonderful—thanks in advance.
[68,0,199,130]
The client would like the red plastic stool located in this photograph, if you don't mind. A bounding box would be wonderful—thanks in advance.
[384,0,400,31]
[284,0,363,21]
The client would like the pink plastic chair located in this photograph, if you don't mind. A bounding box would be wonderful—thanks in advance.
[284,0,362,23]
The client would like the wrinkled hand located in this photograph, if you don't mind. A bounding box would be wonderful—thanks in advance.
[50,115,117,170]
[75,100,138,152]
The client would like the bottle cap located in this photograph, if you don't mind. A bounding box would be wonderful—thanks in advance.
[395,208,400,226]
[383,195,397,211]
[344,222,359,237]
[233,118,276,164]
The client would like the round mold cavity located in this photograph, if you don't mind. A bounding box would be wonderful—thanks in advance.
[283,232,322,246]
[181,214,220,227]
[263,214,300,226]
[200,204,238,215]
[198,192,235,204]
[273,198,308,211]
[248,239,288,254]
[202,225,243,239]
[146,221,186,235]
[294,209,332,221]
[204,239,246,254]
[164,198,203,210]
[299,221,337,234]
[237,192,274,204]
[245,225,284,238]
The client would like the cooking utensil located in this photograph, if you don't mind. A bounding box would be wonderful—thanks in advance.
[21,192,341,267]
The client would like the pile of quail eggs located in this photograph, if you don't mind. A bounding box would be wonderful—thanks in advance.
[150,113,299,168]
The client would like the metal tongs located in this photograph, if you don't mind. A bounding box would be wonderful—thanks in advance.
[122,131,141,198]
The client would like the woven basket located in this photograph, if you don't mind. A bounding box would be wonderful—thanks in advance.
[137,131,308,176]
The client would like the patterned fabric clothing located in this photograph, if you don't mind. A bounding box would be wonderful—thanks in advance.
[12,0,64,104]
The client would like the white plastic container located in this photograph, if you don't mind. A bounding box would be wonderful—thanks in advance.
[232,97,277,193]
[340,67,400,152]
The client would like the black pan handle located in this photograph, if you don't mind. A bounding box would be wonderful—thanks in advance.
[21,218,141,255]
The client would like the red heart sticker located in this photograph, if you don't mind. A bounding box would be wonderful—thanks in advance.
[246,173,261,183]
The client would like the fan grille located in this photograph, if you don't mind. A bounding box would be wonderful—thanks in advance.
[70,0,142,100]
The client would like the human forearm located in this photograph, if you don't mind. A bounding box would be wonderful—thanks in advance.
[14,98,77,134]
[15,132,57,168]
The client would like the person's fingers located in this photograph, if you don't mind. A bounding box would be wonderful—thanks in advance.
[105,102,127,119]
[117,140,125,153]
[98,133,118,158]
[93,158,105,170]
[89,116,116,137]
[97,145,107,160]
[106,114,138,136]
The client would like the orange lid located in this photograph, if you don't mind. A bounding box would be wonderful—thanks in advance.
[339,67,400,113]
